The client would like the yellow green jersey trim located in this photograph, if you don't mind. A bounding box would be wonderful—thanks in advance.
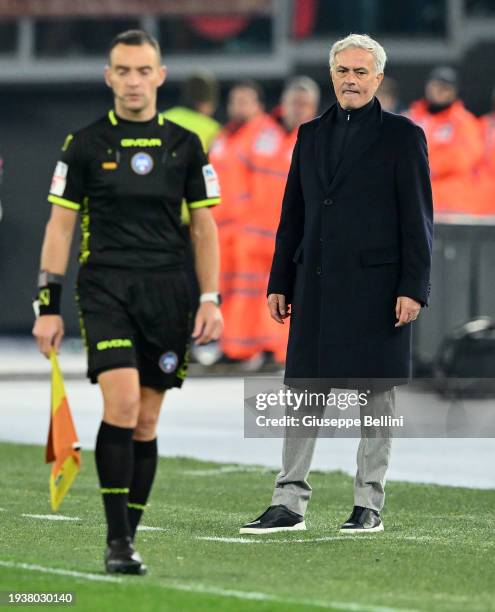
[61,134,74,152]
[109,109,166,127]
[75,291,88,354]
[48,195,80,211]
[177,314,192,382]
[108,110,118,126]
[187,197,220,210]
[79,196,90,263]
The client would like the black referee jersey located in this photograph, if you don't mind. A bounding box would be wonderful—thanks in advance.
[47,110,220,269]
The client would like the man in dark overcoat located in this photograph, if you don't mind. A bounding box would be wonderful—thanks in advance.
[241,34,433,534]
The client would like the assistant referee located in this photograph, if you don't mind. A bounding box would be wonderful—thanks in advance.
[33,30,223,575]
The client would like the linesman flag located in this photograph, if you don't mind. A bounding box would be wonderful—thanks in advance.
[45,349,81,511]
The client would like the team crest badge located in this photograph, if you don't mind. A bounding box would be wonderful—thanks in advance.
[131,152,154,175]
[159,351,179,374]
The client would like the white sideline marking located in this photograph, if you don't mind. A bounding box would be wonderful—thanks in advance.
[137,526,167,532]
[198,536,376,544]
[199,537,258,544]
[160,581,418,612]
[180,465,269,476]
[19,515,165,531]
[0,508,6,512]
[200,534,495,546]
[21,514,81,521]
[0,560,121,583]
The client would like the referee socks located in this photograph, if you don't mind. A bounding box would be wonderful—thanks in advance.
[128,438,158,539]
[95,421,134,544]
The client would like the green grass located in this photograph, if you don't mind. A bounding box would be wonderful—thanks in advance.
[0,442,494,612]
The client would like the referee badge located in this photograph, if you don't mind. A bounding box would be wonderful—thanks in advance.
[159,351,179,374]
[131,152,154,175]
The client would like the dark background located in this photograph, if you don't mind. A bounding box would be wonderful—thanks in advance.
[2,42,495,335]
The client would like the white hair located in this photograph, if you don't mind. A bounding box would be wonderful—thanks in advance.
[283,76,321,107]
[329,34,387,74]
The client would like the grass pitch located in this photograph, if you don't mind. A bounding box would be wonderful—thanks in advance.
[0,442,494,612]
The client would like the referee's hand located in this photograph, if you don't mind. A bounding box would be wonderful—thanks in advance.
[32,315,65,358]
[192,302,223,345]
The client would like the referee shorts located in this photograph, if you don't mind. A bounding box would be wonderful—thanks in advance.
[76,265,193,390]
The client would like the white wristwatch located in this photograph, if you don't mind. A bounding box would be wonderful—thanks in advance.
[199,292,222,306]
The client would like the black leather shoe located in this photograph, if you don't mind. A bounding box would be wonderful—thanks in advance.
[340,506,384,533]
[105,536,147,575]
[240,505,306,534]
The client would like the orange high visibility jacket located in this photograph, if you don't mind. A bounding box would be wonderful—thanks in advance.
[408,99,483,213]
[209,113,282,229]
[252,126,298,363]
[209,114,284,359]
[249,125,298,240]
[476,112,495,214]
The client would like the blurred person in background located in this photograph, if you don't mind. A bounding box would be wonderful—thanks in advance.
[163,72,222,344]
[209,81,282,365]
[476,86,495,214]
[407,67,483,214]
[163,71,221,226]
[376,76,400,113]
[254,76,320,367]
[32,30,222,574]
[163,71,221,154]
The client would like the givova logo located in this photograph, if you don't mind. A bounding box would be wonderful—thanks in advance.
[121,138,162,147]
[97,339,133,351]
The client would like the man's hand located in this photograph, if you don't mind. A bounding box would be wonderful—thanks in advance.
[192,302,223,345]
[32,315,64,357]
[395,296,421,327]
[267,293,291,324]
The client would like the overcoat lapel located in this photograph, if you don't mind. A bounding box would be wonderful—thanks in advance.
[314,105,336,192]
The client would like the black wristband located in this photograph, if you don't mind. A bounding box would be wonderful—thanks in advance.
[38,282,62,315]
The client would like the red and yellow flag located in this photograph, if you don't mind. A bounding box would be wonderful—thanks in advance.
[45,349,81,511]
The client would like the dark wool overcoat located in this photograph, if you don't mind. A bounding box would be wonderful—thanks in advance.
[267,98,433,383]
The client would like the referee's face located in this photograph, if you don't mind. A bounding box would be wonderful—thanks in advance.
[105,43,166,120]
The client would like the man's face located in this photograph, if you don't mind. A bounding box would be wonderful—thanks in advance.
[331,47,383,110]
[281,89,319,131]
[227,87,262,123]
[425,80,457,106]
[105,43,166,115]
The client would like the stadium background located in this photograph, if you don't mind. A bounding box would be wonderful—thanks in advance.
[0,3,494,611]
[1,0,495,369]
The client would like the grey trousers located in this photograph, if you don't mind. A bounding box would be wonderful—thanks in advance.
[271,387,396,516]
